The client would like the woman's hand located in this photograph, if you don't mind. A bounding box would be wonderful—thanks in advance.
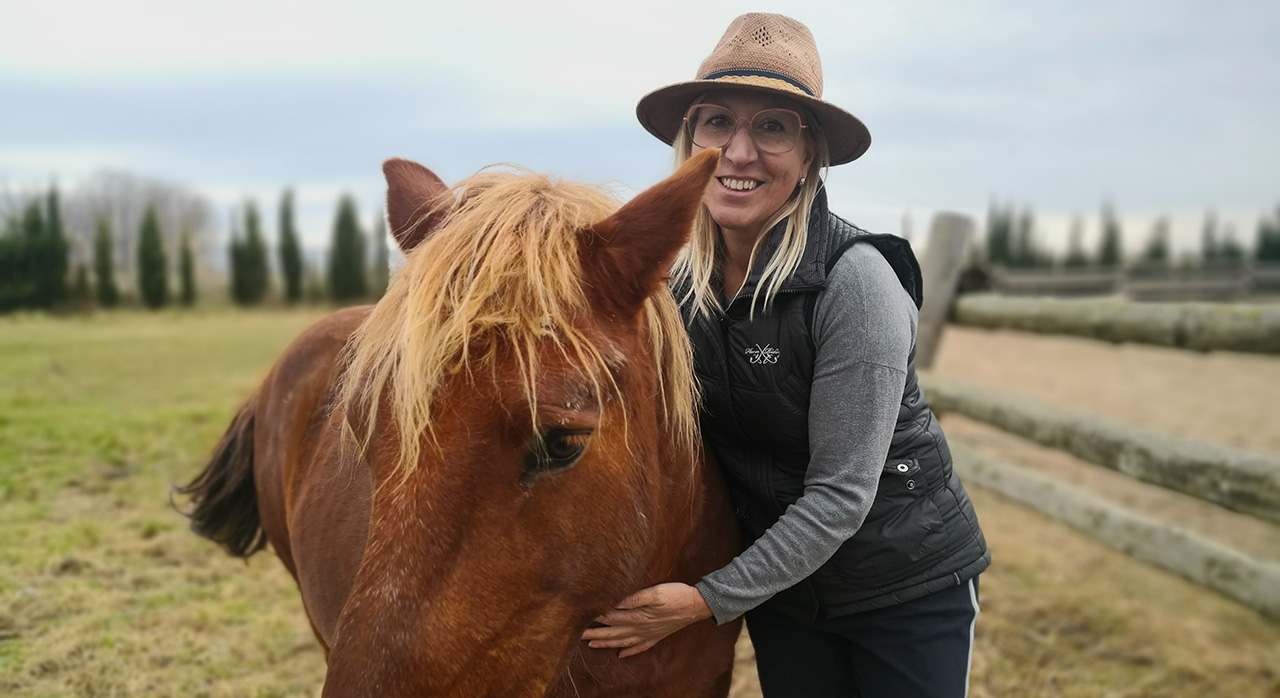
[580,582,713,658]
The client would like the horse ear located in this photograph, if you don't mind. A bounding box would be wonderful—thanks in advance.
[383,158,452,253]
[581,148,720,312]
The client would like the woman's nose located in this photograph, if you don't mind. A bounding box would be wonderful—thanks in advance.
[722,125,758,164]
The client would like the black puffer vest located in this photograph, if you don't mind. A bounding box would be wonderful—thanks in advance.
[682,190,989,623]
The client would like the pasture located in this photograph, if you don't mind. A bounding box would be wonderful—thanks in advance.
[1,310,1278,697]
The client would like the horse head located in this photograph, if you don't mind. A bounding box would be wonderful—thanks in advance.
[322,150,722,696]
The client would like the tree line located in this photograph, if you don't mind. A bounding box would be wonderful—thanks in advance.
[983,201,1280,269]
[0,185,391,314]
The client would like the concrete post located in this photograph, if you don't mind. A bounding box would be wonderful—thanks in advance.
[915,212,974,369]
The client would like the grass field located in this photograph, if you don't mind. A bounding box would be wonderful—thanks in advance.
[0,309,330,697]
[1,309,1278,697]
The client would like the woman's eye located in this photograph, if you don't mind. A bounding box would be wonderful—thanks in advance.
[757,119,785,133]
[705,115,732,128]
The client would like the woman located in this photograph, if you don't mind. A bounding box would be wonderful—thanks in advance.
[581,13,990,697]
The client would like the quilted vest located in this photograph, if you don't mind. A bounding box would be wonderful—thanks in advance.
[682,190,989,622]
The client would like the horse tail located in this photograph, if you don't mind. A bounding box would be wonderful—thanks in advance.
[175,395,267,558]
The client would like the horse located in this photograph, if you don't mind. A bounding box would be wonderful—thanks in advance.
[177,149,742,697]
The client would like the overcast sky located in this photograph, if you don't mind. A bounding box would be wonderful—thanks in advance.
[2,0,1278,260]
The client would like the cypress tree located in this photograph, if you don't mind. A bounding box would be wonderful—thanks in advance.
[12,202,45,309]
[371,211,389,300]
[1012,209,1036,268]
[245,203,270,303]
[93,216,120,308]
[40,187,69,308]
[179,232,197,305]
[1257,208,1280,262]
[985,200,1012,267]
[137,205,168,309]
[70,263,92,310]
[328,195,367,303]
[1141,216,1171,265]
[0,215,28,312]
[278,189,304,304]
[1065,216,1089,268]
[228,207,244,303]
[1098,202,1123,267]
[231,203,269,305]
[1200,211,1219,262]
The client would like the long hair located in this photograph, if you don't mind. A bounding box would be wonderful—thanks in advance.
[670,111,831,319]
[336,168,700,488]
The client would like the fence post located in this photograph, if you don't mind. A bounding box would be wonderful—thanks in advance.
[916,212,973,369]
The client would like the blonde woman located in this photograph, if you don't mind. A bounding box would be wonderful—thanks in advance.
[582,14,989,697]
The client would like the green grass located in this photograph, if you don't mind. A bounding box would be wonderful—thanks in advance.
[0,308,330,697]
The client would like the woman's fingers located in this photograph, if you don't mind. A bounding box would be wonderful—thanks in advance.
[581,623,633,641]
[588,607,649,629]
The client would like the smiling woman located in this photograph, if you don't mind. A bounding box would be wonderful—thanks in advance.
[583,13,990,698]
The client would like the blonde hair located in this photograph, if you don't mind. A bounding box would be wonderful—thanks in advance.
[337,168,700,488]
[670,109,830,318]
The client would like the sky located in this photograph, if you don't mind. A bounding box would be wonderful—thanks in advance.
[2,0,1278,263]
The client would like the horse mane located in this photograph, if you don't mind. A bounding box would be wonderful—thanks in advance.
[337,167,699,487]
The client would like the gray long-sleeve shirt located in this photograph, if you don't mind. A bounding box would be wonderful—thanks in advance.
[694,242,917,624]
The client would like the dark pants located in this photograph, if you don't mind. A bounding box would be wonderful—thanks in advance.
[745,577,980,698]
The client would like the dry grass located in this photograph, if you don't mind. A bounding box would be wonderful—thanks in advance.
[2,311,1278,697]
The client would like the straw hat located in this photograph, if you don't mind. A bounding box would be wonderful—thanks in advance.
[636,13,871,166]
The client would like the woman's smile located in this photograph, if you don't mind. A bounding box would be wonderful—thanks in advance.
[717,176,762,192]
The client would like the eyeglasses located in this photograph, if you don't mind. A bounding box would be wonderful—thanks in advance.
[683,103,807,155]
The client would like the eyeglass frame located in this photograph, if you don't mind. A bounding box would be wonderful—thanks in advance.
[682,103,810,155]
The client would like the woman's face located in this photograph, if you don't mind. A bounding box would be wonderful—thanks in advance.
[688,90,816,241]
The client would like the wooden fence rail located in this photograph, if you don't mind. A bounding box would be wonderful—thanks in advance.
[952,294,1280,354]
[987,261,1280,301]
[949,441,1280,619]
[921,374,1280,525]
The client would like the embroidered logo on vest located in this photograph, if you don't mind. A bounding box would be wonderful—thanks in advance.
[744,344,780,365]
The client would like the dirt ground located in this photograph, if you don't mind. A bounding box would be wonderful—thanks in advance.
[931,326,1280,457]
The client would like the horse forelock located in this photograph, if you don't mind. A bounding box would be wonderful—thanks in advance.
[338,168,700,490]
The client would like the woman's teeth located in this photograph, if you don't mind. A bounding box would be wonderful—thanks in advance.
[719,177,760,191]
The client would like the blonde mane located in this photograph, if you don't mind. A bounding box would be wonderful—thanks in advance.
[338,168,700,487]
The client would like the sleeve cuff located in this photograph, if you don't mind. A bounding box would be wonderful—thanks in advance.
[695,579,741,626]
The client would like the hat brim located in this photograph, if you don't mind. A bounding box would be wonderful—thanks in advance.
[636,77,871,166]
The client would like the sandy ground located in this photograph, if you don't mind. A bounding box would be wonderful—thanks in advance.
[931,326,1280,457]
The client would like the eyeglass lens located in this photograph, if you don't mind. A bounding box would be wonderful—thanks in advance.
[686,105,803,154]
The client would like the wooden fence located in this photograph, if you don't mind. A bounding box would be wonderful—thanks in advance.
[951,294,1280,354]
[915,214,1280,619]
[987,261,1280,301]
[924,376,1280,618]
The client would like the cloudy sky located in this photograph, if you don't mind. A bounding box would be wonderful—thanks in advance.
[2,0,1277,260]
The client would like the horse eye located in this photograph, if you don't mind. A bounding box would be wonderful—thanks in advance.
[523,429,591,484]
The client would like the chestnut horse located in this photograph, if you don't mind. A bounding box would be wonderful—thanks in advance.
[178,150,741,697]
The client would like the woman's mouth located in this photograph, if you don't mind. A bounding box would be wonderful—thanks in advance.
[718,177,761,192]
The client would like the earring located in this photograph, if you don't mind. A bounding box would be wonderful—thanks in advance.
[799,177,806,185]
